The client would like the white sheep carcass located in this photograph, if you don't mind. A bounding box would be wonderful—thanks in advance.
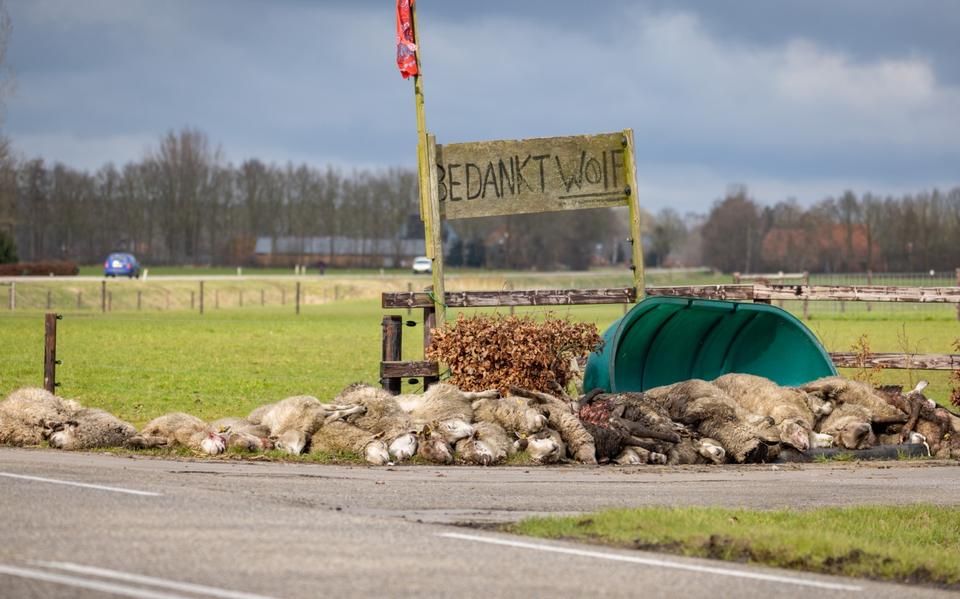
[126,412,226,455]
[0,387,81,447]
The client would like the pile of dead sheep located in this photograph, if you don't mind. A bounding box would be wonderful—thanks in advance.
[1,374,958,465]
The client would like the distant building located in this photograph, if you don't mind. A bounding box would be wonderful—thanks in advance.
[253,236,426,268]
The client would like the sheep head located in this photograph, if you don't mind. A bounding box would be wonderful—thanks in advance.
[520,433,562,464]
[836,421,875,450]
[417,425,453,464]
[696,438,726,464]
[613,447,644,465]
[274,430,307,455]
[778,419,811,452]
[363,440,391,465]
[521,408,547,434]
[200,432,227,455]
[388,432,418,462]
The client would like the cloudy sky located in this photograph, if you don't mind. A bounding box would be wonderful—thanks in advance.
[5,0,959,212]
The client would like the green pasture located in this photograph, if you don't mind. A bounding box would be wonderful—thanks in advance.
[1,273,958,426]
[508,505,960,587]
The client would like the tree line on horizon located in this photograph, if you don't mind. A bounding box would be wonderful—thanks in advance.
[0,128,958,274]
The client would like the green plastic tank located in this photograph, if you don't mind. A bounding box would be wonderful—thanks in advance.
[583,297,837,393]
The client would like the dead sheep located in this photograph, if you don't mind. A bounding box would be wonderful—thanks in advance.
[471,395,547,437]
[396,384,497,433]
[309,420,390,465]
[799,376,907,424]
[613,446,668,465]
[510,387,598,464]
[643,380,771,462]
[46,407,137,450]
[817,403,876,450]
[712,373,821,451]
[514,428,565,464]
[209,417,274,452]
[454,421,512,465]
[247,395,328,454]
[580,419,669,465]
[0,387,81,446]
[126,412,226,455]
[668,437,727,465]
[327,384,419,461]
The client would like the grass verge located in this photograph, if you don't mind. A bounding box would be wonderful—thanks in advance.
[506,505,960,588]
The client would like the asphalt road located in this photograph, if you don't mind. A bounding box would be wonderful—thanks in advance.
[1,449,958,599]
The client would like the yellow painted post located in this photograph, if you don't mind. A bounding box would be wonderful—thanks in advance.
[622,129,645,297]
[410,1,432,258]
[425,134,445,324]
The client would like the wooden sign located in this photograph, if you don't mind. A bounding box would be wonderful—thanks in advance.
[435,132,632,220]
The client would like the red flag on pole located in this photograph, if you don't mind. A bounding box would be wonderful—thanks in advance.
[396,0,418,78]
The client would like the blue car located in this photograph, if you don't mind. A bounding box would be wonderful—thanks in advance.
[104,252,141,278]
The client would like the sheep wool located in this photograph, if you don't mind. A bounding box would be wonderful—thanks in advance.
[47,407,137,450]
[310,420,389,465]
[0,387,81,447]
[471,395,546,437]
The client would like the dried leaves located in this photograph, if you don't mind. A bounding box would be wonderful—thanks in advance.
[427,314,602,394]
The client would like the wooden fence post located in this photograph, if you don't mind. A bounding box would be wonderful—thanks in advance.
[406,282,412,316]
[101,280,106,313]
[44,313,60,393]
[381,315,403,394]
[866,270,873,313]
[199,281,204,315]
[239,290,243,308]
[802,271,810,319]
[76,291,82,310]
[295,282,301,315]
[46,290,52,310]
[956,268,960,321]
[422,299,439,389]
[8,281,14,310]
[137,290,142,311]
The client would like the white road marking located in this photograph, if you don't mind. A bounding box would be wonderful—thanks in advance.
[0,564,188,599]
[0,472,160,496]
[438,532,863,592]
[35,561,280,599]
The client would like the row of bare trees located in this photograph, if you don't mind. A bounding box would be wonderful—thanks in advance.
[8,129,420,265]
[2,127,957,272]
[692,185,960,273]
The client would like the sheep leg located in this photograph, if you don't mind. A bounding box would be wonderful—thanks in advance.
[610,416,681,444]
[125,435,169,449]
[509,386,557,403]
[899,395,924,442]
[323,405,366,424]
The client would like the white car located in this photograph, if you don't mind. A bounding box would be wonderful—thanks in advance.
[412,256,432,274]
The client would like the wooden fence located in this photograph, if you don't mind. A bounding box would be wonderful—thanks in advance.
[380,282,960,391]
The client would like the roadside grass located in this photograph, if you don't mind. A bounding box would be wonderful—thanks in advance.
[506,505,960,588]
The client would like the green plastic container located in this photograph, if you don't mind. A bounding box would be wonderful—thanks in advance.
[584,297,837,393]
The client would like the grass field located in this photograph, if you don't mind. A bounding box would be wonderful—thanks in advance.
[507,505,960,587]
[1,271,958,426]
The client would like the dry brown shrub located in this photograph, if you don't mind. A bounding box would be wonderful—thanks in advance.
[426,313,602,394]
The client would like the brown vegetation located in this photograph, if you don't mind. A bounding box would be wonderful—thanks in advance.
[426,314,602,394]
